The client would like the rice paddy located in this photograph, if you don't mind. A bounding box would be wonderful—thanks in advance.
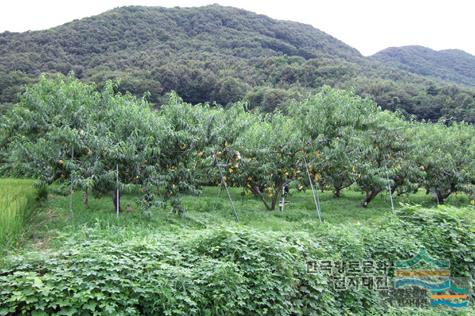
[0,179,36,248]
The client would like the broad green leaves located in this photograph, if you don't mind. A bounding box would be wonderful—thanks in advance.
[1,208,473,315]
[232,113,303,210]
[1,77,474,210]
[0,76,203,213]
[411,122,475,203]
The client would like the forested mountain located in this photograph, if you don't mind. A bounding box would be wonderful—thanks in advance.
[371,46,475,86]
[1,5,474,122]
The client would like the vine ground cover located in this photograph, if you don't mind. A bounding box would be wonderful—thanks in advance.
[0,185,473,315]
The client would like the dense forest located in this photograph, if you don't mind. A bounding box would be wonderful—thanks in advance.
[0,5,475,122]
[371,45,475,86]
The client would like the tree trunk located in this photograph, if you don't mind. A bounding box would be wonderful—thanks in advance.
[390,184,398,195]
[250,186,272,210]
[436,191,444,204]
[250,183,283,211]
[391,176,402,194]
[112,190,121,212]
[362,190,380,207]
[334,187,341,198]
[435,190,452,204]
[82,189,89,208]
[270,188,282,211]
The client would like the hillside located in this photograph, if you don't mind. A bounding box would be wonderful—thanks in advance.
[371,45,475,86]
[1,5,475,122]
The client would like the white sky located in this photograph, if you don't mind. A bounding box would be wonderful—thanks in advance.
[0,0,474,56]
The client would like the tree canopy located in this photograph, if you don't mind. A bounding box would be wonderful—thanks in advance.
[2,75,473,211]
[1,5,474,122]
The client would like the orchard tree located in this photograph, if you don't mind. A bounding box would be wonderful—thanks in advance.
[0,75,163,210]
[76,81,168,211]
[0,74,98,182]
[289,86,379,197]
[201,102,260,188]
[318,138,357,197]
[353,111,416,207]
[156,93,219,214]
[412,122,475,203]
[229,113,302,210]
[389,123,424,196]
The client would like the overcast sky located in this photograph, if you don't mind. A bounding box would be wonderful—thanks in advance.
[1,0,474,56]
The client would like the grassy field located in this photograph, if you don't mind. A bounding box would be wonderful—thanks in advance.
[0,183,473,315]
[19,185,472,250]
[0,179,37,249]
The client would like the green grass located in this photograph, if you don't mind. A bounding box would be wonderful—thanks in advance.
[0,179,37,249]
[18,185,473,252]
